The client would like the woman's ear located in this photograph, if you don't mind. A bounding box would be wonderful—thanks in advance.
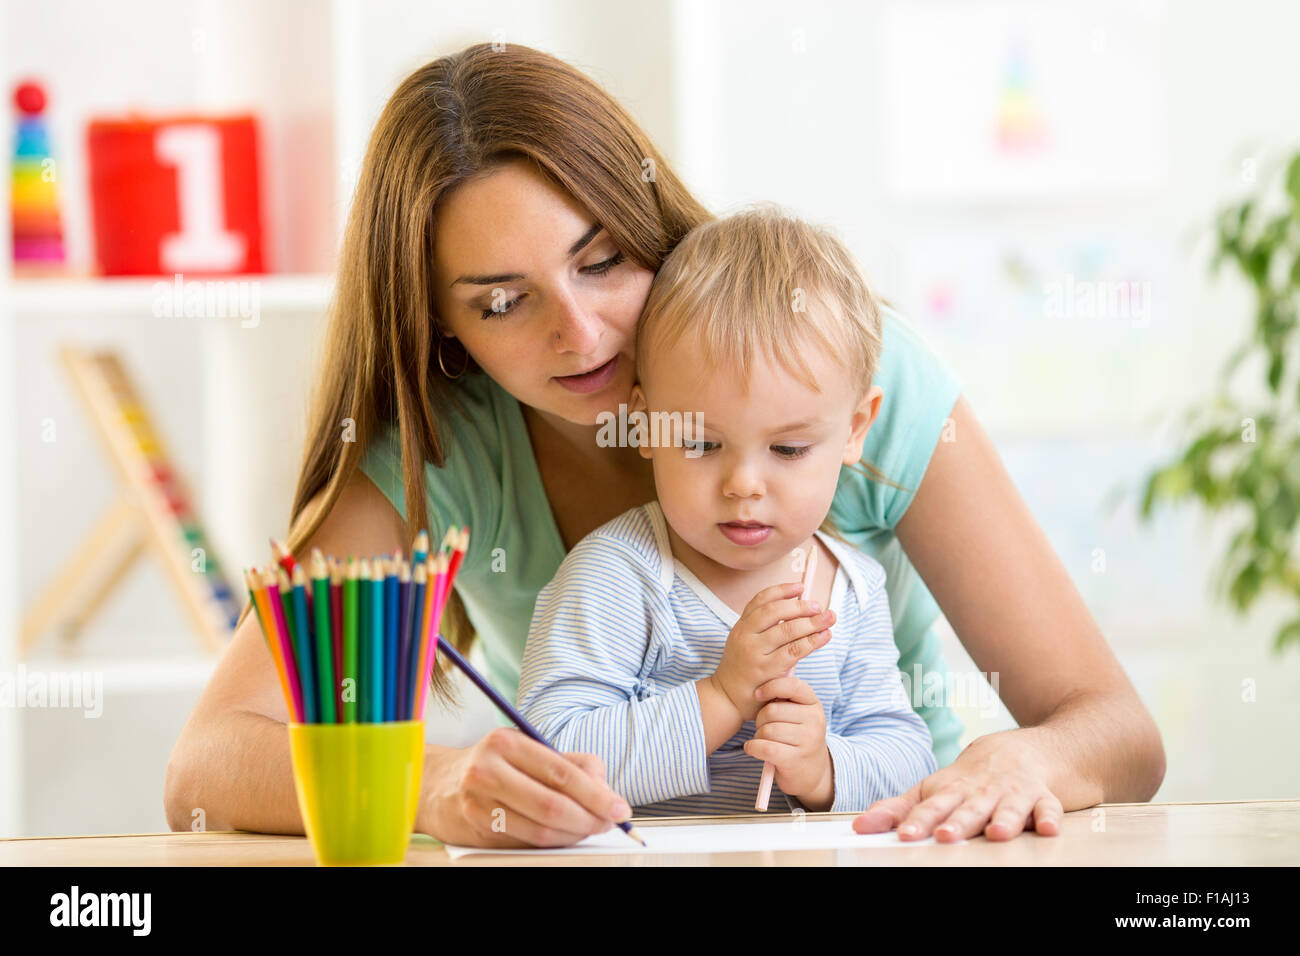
[843,384,883,465]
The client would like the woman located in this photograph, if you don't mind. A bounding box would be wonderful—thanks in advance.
[165,43,1164,848]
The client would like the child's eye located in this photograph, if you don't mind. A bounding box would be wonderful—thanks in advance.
[773,445,812,459]
[682,439,717,456]
[582,251,625,276]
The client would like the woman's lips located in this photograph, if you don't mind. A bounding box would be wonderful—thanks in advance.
[554,355,619,393]
[718,522,772,546]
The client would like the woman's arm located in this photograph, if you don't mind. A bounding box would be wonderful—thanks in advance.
[855,395,1165,841]
[164,470,631,847]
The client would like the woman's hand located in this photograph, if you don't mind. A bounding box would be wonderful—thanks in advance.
[417,728,633,848]
[852,729,1064,842]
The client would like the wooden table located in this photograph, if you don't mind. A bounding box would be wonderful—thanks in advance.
[2,800,1296,866]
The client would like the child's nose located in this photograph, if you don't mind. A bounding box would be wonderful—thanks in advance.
[722,460,765,498]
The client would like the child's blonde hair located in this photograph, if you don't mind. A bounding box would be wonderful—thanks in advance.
[636,204,882,398]
[635,206,905,539]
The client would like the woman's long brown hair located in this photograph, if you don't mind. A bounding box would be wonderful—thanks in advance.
[235,43,710,701]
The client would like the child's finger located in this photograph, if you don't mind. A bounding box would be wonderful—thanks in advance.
[743,737,797,765]
[754,700,809,728]
[744,596,827,636]
[755,675,820,705]
[749,720,807,747]
[741,581,808,620]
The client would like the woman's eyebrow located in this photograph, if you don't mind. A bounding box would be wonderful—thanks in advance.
[566,222,602,257]
[449,222,604,289]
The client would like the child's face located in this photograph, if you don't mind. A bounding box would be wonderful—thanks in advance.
[630,319,882,573]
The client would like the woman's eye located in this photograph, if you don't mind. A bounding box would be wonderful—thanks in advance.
[582,251,625,276]
[480,296,520,320]
[773,445,811,459]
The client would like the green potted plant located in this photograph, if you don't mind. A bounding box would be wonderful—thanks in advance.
[1140,153,1300,653]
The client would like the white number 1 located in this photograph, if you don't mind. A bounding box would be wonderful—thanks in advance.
[155,124,246,273]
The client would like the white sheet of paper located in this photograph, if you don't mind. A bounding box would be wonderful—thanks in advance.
[443,819,964,858]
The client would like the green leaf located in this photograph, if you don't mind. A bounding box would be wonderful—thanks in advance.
[1287,154,1300,208]
[1275,618,1300,654]
[1268,351,1285,392]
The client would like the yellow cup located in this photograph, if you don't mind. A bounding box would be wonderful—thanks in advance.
[288,721,425,866]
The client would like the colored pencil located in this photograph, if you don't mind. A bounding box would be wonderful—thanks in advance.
[405,563,428,719]
[356,558,370,723]
[384,555,400,722]
[246,531,474,726]
[397,557,415,718]
[329,557,345,719]
[411,553,440,721]
[435,633,644,847]
[343,558,359,723]
[262,567,305,722]
[246,569,295,723]
[755,542,819,811]
[270,537,299,579]
[417,528,470,720]
[282,566,317,723]
[370,558,385,723]
[309,555,337,724]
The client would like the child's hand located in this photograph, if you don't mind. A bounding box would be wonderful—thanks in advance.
[745,676,834,810]
[708,582,834,722]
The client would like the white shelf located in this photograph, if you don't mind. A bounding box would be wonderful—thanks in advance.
[20,654,219,693]
[4,274,335,316]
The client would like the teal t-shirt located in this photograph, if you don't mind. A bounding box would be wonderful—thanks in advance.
[359,307,966,767]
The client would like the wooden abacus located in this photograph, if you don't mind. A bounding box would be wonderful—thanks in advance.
[19,346,239,655]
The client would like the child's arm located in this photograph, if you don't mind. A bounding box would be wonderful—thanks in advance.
[517,534,712,808]
[816,568,938,812]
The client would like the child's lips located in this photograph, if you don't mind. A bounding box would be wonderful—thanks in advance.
[718,521,772,545]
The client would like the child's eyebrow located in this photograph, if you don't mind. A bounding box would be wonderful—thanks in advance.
[769,420,819,434]
[449,223,603,288]
[664,414,822,435]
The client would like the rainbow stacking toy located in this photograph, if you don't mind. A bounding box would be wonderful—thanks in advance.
[11,80,65,270]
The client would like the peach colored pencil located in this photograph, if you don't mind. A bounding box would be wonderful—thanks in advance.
[755,542,819,811]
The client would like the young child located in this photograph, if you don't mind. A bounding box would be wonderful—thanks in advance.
[517,206,936,815]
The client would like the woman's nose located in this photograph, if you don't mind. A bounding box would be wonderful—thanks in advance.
[549,287,602,353]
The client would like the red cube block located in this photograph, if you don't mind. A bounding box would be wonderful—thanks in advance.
[87,114,265,276]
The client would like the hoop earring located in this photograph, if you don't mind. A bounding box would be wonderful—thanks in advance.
[437,335,470,380]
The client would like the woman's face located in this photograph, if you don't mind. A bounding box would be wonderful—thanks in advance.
[432,158,654,426]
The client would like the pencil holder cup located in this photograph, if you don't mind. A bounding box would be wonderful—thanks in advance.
[288,721,425,866]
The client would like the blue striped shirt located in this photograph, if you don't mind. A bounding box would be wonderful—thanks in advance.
[518,501,937,816]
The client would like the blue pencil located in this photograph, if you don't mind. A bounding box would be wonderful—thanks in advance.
[405,563,428,720]
[434,634,646,847]
[397,563,414,718]
[369,559,384,723]
[356,558,368,723]
[278,571,316,724]
[384,556,400,721]
[290,566,318,723]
